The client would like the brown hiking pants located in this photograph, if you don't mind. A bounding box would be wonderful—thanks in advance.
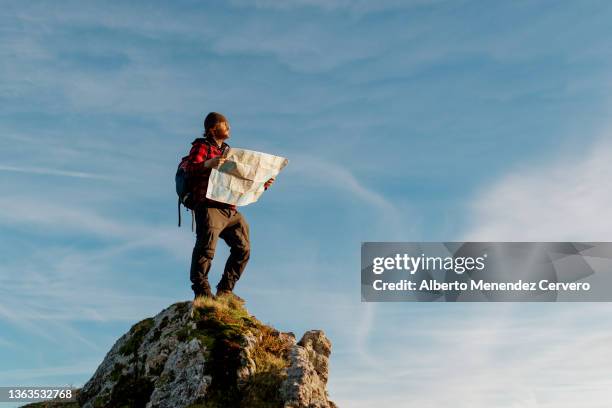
[190,206,250,297]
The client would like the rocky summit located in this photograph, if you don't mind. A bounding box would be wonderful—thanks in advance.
[25,295,337,408]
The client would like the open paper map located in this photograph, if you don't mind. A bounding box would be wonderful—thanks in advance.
[205,148,289,206]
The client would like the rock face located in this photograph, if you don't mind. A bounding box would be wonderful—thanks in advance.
[76,296,337,408]
[281,331,337,408]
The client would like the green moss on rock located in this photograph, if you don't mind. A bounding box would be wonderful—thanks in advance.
[109,371,154,408]
[174,301,190,316]
[92,393,109,408]
[189,295,291,408]
[110,362,126,382]
[119,317,154,356]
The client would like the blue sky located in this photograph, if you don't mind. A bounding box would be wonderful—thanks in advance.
[2,1,612,407]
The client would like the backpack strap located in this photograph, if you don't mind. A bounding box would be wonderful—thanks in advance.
[178,197,182,227]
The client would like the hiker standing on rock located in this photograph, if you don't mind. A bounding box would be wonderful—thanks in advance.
[181,112,275,301]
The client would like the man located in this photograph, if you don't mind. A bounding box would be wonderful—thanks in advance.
[185,112,275,301]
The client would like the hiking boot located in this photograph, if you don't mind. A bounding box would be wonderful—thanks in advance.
[215,289,244,303]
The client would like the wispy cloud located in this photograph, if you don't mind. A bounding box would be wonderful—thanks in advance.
[285,153,420,241]
[463,137,612,241]
[0,359,101,383]
[0,196,191,257]
[0,164,114,180]
[0,194,190,351]
[228,0,444,13]
[330,303,612,408]
[0,335,16,349]
[384,134,612,407]
[290,155,397,212]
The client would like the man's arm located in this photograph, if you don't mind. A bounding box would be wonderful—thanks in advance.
[186,143,226,173]
[186,143,209,174]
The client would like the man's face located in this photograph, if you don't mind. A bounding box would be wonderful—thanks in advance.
[213,121,230,139]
